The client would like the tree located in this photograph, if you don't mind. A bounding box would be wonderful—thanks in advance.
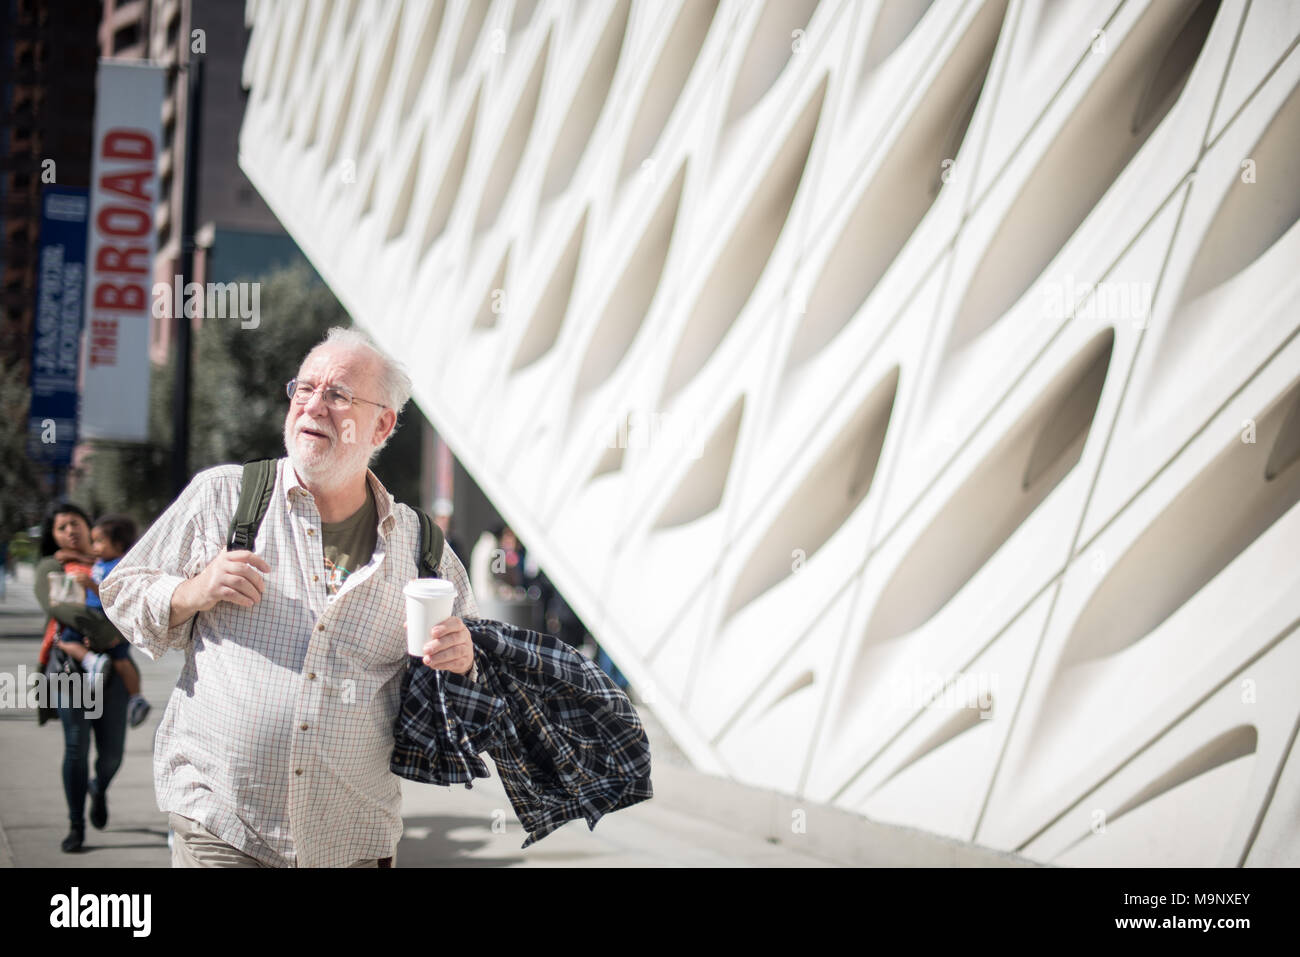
[0,360,52,537]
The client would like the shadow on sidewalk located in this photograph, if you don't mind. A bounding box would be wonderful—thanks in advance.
[71,829,170,855]
[395,814,524,868]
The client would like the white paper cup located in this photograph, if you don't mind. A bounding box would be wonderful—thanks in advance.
[403,579,457,657]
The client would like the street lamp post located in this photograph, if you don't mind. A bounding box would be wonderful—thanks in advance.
[170,56,202,498]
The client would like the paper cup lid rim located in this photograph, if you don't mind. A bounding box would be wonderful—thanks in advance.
[403,578,456,595]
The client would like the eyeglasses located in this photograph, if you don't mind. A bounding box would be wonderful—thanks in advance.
[286,378,388,411]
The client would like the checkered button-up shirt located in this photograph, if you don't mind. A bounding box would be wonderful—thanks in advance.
[392,618,653,847]
[99,457,478,867]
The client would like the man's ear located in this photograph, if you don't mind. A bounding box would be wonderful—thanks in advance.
[374,408,397,447]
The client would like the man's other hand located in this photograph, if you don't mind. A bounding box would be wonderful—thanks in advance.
[182,549,272,612]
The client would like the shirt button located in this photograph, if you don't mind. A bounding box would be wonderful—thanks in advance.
[307,528,315,536]
[317,624,325,631]
[307,673,316,680]
[313,574,318,582]
[300,723,309,731]
[295,768,303,776]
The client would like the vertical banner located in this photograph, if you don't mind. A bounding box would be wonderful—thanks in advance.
[80,60,165,442]
[26,187,90,465]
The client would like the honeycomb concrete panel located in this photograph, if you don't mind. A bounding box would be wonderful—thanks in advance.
[238,0,1300,865]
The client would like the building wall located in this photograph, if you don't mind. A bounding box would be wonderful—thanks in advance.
[236,0,1300,866]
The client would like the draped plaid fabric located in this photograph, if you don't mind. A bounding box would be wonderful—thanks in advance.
[392,617,653,847]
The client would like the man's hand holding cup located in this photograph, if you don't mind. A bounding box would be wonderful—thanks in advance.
[403,579,471,675]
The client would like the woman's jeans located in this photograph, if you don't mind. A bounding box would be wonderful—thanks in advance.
[56,668,128,829]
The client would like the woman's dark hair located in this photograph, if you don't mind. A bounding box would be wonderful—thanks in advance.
[39,502,93,558]
[94,513,137,553]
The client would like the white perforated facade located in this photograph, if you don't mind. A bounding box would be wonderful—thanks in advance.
[237,0,1300,866]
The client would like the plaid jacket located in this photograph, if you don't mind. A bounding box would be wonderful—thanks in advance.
[391,617,653,847]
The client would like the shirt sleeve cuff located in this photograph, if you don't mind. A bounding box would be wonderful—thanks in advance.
[139,574,193,658]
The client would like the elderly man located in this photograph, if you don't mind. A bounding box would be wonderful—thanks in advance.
[100,327,478,867]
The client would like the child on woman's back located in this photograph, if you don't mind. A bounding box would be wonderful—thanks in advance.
[55,514,152,727]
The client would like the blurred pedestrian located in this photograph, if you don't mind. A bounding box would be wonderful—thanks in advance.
[33,503,130,853]
[469,527,498,600]
[495,525,525,593]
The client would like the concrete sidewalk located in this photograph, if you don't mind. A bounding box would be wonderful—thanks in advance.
[0,571,1037,867]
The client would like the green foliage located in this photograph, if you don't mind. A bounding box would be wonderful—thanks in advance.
[7,531,36,564]
[0,360,53,537]
[371,389,426,508]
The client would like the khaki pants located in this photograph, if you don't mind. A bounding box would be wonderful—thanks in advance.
[169,813,391,868]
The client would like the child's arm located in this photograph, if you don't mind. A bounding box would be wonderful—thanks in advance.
[56,637,89,662]
[71,570,100,596]
[54,548,96,565]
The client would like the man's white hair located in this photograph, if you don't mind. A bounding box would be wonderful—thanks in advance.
[305,326,413,453]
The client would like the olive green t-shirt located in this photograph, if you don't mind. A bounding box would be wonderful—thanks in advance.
[321,484,378,598]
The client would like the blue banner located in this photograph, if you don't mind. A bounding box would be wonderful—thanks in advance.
[26,186,89,465]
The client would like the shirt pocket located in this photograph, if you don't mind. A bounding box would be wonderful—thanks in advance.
[333,582,408,671]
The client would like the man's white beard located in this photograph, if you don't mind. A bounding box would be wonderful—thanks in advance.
[284,416,372,493]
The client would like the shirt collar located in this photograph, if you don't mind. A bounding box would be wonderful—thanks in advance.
[280,456,398,535]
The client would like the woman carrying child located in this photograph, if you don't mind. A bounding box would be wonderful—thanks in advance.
[34,504,149,853]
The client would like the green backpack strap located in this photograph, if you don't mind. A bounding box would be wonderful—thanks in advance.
[410,506,445,579]
[227,458,278,550]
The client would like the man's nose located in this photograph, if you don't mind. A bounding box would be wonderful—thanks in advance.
[302,386,329,417]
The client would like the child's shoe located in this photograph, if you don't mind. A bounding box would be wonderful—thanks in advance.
[128,694,152,728]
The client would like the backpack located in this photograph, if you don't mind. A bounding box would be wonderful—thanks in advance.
[226,459,445,578]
